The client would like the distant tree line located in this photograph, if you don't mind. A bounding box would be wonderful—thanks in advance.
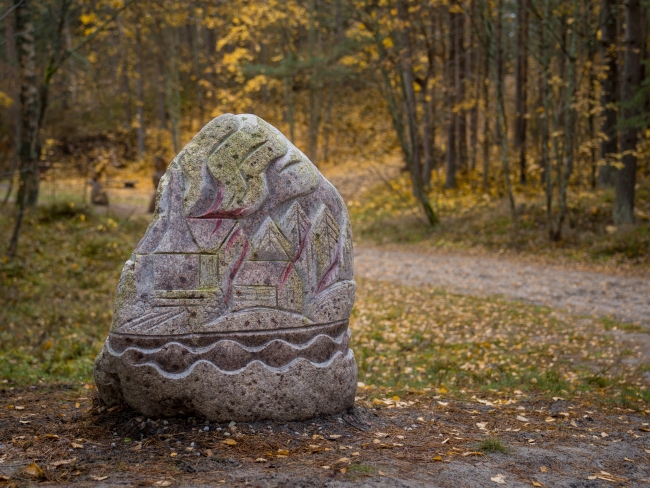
[1,0,649,255]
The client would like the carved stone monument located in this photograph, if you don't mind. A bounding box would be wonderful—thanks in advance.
[94,114,357,421]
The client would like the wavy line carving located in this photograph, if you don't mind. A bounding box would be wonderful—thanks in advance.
[106,331,350,374]
[116,350,354,381]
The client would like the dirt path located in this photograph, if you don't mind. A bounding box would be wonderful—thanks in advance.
[355,247,650,328]
[1,386,649,487]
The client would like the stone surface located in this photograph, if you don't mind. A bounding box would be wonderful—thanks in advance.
[94,114,357,421]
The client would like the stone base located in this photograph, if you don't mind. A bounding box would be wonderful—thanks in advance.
[94,345,357,422]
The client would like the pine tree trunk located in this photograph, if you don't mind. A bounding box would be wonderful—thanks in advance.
[514,0,528,184]
[598,0,619,188]
[614,0,641,224]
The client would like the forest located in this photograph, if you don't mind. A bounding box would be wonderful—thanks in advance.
[1,0,650,486]
[2,0,650,259]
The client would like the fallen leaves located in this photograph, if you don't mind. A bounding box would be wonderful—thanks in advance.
[588,471,627,483]
[222,439,237,446]
[516,415,530,422]
[71,442,84,449]
[91,475,109,481]
[491,474,506,484]
[21,462,43,479]
[50,458,76,468]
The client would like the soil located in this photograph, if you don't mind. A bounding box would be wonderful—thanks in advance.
[1,385,649,487]
[354,247,650,328]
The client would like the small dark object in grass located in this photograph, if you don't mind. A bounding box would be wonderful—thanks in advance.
[124,181,136,188]
[478,437,511,453]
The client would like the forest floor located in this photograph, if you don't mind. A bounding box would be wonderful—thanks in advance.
[1,162,650,486]
[1,385,650,487]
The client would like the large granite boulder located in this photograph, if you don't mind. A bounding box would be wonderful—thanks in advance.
[94,114,357,422]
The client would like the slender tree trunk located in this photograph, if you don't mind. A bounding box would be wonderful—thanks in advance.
[455,10,467,171]
[469,1,479,172]
[396,0,437,225]
[598,0,619,188]
[8,0,39,258]
[514,0,528,184]
[539,2,552,236]
[420,81,435,189]
[482,48,490,189]
[284,76,295,142]
[494,1,503,145]
[322,84,333,162]
[614,0,642,224]
[118,17,132,131]
[135,26,146,161]
[587,42,597,189]
[551,0,579,241]
[445,11,457,188]
[191,9,204,128]
[4,0,20,151]
[164,26,182,153]
[307,0,321,163]
[155,48,166,130]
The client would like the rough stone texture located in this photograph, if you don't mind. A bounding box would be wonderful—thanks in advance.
[94,114,357,421]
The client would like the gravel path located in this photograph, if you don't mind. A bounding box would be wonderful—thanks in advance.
[355,247,650,327]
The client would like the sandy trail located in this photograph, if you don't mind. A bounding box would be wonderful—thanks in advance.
[355,247,650,327]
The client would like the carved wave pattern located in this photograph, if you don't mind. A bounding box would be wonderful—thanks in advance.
[106,330,350,374]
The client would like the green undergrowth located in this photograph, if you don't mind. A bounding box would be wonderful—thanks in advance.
[349,172,650,271]
[0,202,147,385]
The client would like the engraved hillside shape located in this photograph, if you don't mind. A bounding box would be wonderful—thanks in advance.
[94,114,357,422]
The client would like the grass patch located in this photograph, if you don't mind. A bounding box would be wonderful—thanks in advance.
[478,437,511,454]
[0,202,147,385]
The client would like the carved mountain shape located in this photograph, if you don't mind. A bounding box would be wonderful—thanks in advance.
[186,218,236,253]
[252,217,291,261]
[311,205,340,284]
[279,201,311,260]
[218,224,251,303]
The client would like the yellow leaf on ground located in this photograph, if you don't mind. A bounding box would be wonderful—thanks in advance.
[71,443,84,449]
[21,462,43,479]
[222,439,237,446]
[277,449,289,455]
